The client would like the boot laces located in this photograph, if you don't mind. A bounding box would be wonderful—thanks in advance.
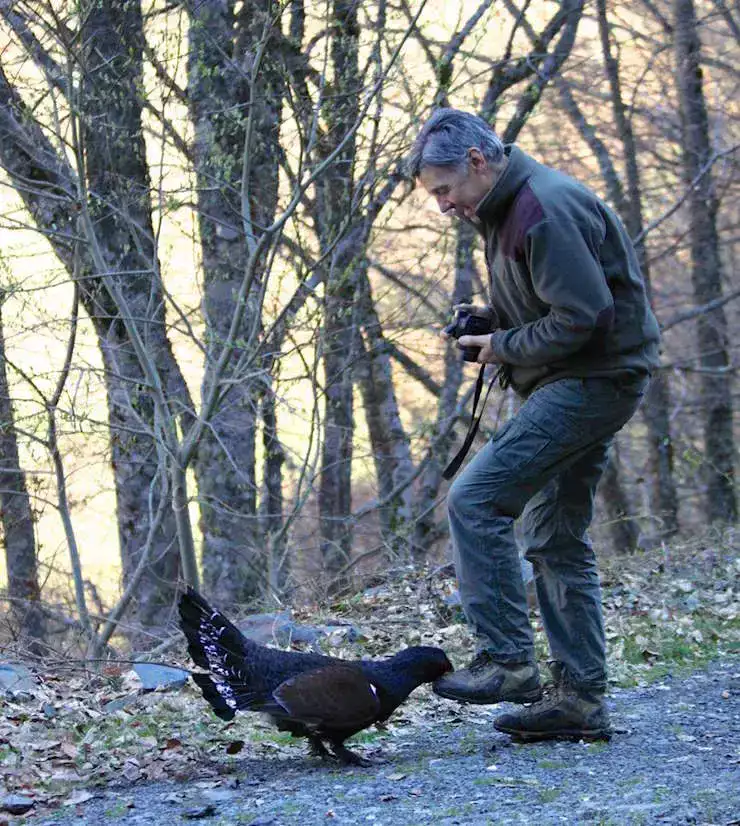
[521,681,563,716]
[468,651,495,673]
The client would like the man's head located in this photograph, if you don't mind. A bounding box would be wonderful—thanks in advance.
[407,109,506,219]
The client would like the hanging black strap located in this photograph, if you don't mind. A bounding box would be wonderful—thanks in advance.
[442,364,510,480]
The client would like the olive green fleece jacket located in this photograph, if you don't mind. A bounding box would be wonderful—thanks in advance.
[476,145,660,396]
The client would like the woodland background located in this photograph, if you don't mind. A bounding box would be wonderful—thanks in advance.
[0,0,739,659]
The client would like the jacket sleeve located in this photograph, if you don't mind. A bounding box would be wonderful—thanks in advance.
[489,218,614,367]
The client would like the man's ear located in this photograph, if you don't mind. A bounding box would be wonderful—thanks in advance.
[468,147,487,171]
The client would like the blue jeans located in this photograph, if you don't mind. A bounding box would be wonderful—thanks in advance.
[447,375,648,692]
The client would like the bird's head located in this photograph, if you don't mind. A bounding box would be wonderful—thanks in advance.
[389,646,453,684]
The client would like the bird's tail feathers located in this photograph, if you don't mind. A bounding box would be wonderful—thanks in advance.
[178,586,259,719]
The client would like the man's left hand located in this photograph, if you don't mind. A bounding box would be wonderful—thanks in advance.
[458,334,499,364]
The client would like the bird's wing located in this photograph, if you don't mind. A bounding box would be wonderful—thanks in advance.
[272,665,381,730]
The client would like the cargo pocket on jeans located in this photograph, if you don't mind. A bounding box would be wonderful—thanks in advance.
[490,416,554,472]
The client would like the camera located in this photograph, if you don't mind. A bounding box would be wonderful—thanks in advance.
[443,309,493,362]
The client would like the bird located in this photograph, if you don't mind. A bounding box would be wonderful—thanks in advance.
[178,586,453,766]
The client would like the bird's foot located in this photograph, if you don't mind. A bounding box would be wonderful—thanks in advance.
[330,744,376,767]
[307,736,332,760]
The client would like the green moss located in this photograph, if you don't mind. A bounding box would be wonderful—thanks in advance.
[537,759,568,769]
[538,787,562,802]
[103,802,130,818]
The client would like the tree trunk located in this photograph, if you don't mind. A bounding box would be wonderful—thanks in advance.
[642,377,678,535]
[0,19,190,640]
[354,266,415,557]
[674,0,737,522]
[187,0,284,605]
[318,240,360,579]
[596,0,679,537]
[315,0,362,580]
[412,220,476,551]
[0,294,46,655]
[260,384,287,597]
[79,0,184,635]
[599,443,640,553]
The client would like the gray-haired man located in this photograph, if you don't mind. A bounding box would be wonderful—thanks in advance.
[409,109,660,741]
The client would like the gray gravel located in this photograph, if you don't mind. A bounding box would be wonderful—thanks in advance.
[38,659,740,826]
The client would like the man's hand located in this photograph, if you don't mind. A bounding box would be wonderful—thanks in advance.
[440,303,499,343]
[458,334,499,364]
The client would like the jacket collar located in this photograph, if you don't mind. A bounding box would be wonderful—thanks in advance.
[475,145,536,225]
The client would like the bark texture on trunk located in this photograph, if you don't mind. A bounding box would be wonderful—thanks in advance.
[412,220,476,552]
[260,384,287,596]
[355,269,415,558]
[674,0,737,523]
[0,296,46,654]
[80,0,184,633]
[599,444,640,552]
[0,7,190,639]
[315,0,362,579]
[187,0,284,605]
[596,0,679,537]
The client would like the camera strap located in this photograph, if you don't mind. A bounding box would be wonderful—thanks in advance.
[442,364,510,480]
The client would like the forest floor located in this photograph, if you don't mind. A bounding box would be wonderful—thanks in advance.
[3,536,740,825]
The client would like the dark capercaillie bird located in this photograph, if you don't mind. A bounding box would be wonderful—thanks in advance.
[178,587,453,766]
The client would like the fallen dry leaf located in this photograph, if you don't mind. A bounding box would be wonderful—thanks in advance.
[63,790,94,807]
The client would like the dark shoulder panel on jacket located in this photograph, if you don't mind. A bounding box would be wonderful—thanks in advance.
[499,183,545,259]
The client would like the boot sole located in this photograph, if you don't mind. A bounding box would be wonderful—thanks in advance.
[494,723,612,742]
[433,685,544,705]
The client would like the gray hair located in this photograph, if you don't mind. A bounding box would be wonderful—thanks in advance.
[407,108,505,178]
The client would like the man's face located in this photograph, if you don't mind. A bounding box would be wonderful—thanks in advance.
[418,151,494,219]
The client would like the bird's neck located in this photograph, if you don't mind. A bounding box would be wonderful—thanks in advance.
[363,660,419,704]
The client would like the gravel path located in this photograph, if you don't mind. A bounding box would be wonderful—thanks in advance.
[38,659,740,826]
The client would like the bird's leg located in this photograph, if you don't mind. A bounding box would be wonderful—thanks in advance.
[328,740,373,768]
[307,735,332,761]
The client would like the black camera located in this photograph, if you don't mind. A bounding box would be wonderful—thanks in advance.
[443,309,492,362]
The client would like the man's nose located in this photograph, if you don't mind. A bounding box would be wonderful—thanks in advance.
[437,196,453,213]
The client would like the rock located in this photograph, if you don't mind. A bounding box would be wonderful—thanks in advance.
[183,804,218,819]
[102,693,139,713]
[2,794,35,815]
[0,662,36,697]
[321,623,361,645]
[132,663,190,691]
[238,612,316,646]
[237,613,360,647]
[62,790,95,806]
[203,788,236,803]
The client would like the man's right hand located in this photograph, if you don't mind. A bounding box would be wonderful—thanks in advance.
[439,304,499,340]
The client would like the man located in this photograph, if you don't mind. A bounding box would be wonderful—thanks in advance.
[408,108,660,741]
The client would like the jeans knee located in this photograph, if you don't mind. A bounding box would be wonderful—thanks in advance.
[448,474,511,524]
[447,475,471,519]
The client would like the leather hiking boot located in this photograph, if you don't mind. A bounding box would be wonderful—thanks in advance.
[432,652,542,704]
[494,683,611,742]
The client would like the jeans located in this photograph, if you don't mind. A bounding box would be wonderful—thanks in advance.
[447,375,648,692]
